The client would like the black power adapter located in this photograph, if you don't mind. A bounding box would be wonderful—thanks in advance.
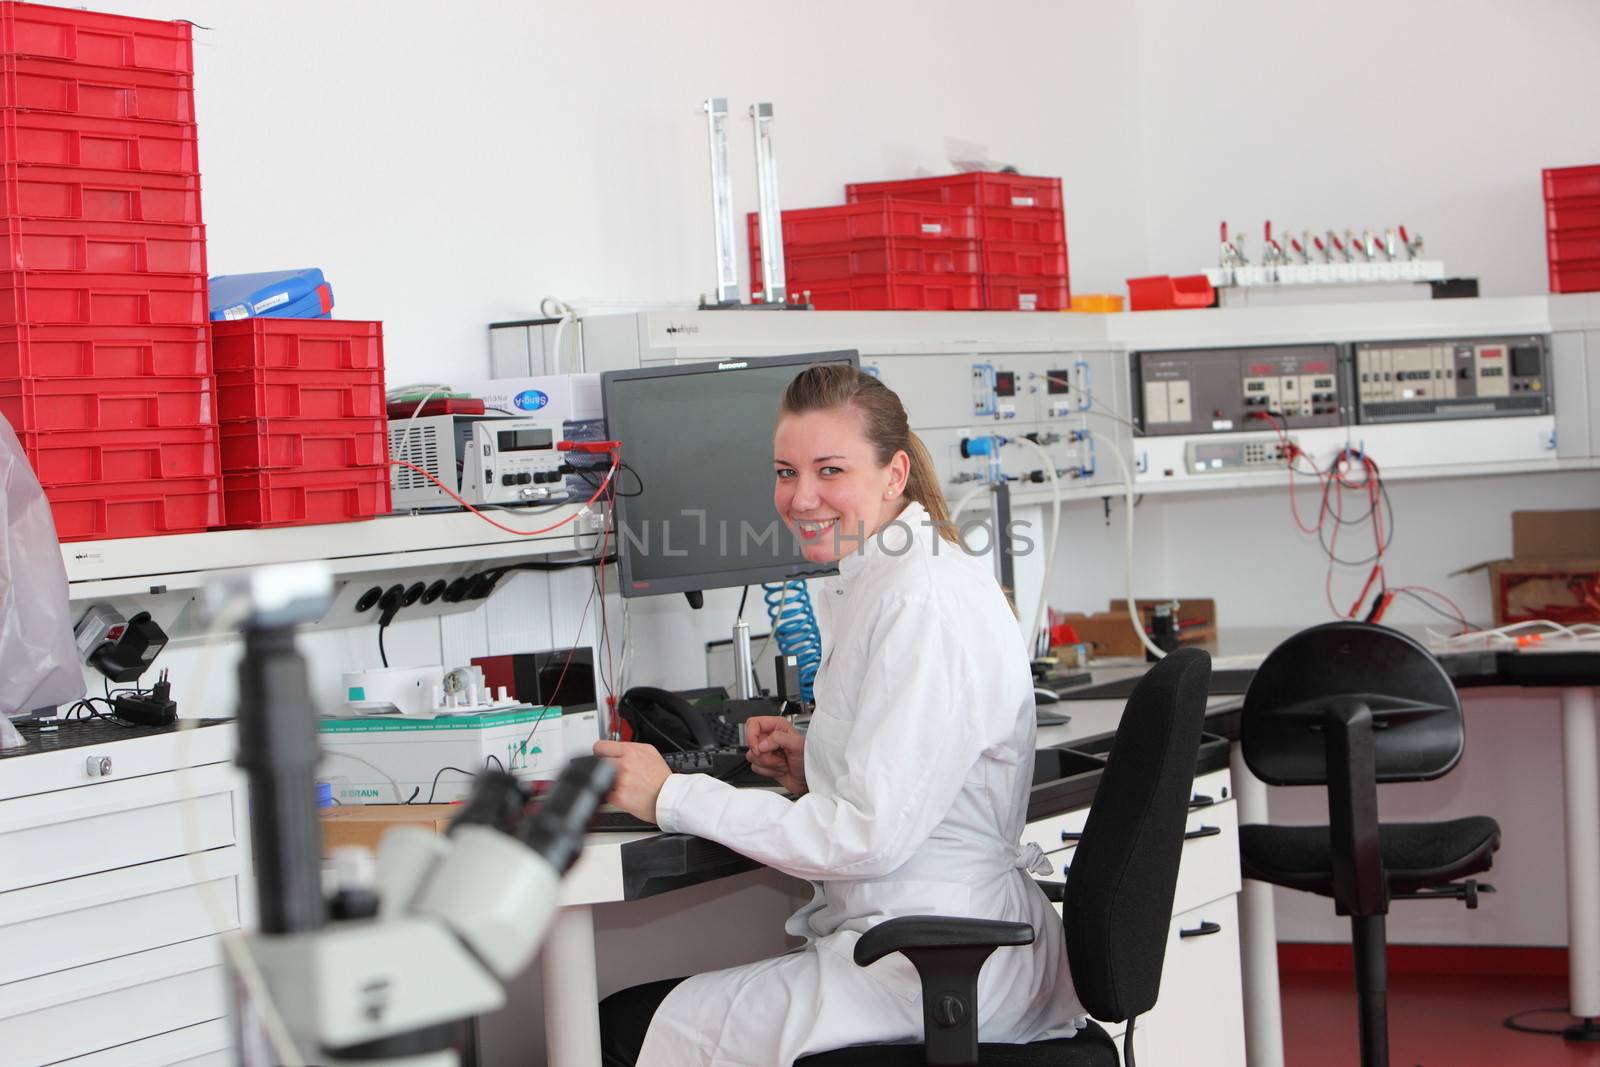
[112,670,178,726]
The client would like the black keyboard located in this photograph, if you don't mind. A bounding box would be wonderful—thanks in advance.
[661,745,751,777]
[590,807,659,832]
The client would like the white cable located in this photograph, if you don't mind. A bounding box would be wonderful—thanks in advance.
[1084,396,1141,434]
[1090,431,1168,660]
[321,749,408,803]
[949,481,993,555]
[540,297,578,374]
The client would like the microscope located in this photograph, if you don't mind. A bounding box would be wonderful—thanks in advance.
[219,564,613,1066]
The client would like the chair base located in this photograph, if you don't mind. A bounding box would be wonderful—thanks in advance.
[1565,1018,1600,1042]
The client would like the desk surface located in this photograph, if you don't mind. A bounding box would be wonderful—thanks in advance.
[589,676,1239,907]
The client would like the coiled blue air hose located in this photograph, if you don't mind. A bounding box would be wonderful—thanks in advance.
[762,580,822,702]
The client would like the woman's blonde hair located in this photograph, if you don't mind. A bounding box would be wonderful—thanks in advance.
[778,363,957,544]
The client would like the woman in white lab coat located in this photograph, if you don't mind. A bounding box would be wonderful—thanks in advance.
[593,364,1085,1066]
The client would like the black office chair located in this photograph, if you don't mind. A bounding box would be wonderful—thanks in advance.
[1238,622,1501,1067]
[797,647,1212,1067]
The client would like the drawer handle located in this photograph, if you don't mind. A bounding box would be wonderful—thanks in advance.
[1060,830,1082,843]
[1180,920,1222,939]
[1188,793,1215,809]
[1184,824,1221,841]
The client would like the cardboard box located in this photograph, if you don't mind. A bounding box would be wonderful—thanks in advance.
[1458,509,1600,625]
[320,803,455,856]
[1051,598,1216,660]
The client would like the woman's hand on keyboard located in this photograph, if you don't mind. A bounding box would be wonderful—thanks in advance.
[745,716,807,796]
[592,740,671,823]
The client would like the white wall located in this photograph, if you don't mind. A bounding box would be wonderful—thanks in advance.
[90,0,1600,390]
[1131,0,1600,298]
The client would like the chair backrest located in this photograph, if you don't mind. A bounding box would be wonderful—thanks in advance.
[1061,647,1211,1023]
[1241,622,1464,786]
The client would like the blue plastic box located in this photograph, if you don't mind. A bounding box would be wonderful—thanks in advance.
[210,268,331,321]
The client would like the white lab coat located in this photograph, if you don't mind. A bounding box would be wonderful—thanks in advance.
[640,501,1086,1066]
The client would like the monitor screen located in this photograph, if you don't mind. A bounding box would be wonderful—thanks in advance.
[601,350,859,598]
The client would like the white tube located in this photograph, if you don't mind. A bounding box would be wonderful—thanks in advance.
[542,905,604,1067]
[1562,686,1600,1018]
[1009,437,1062,658]
[1089,432,1168,660]
[1232,745,1286,1067]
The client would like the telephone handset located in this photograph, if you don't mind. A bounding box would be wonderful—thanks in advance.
[619,686,719,752]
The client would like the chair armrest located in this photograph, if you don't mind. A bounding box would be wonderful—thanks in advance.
[854,916,1035,966]
[852,917,1035,1067]
[1036,880,1066,904]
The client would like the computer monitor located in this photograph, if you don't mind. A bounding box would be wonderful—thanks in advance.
[601,350,860,598]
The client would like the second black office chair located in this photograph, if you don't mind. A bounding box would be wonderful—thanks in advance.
[1239,622,1501,1067]
[798,646,1212,1067]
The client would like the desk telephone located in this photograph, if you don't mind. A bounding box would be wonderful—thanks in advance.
[618,686,770,781]
[591,687,788,831]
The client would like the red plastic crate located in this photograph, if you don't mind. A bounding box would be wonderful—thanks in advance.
[979,207,1066,245]
[0,269,207,325]
[46,475,219,541]
[216,366,386,422]
[0,2,193,73]
[749,234,981,291]
[981,241,1069,277]
[0,163,202,222]
[802,273,984,311]
[0,109,197,172]
[0,2,191,71]
[210,318,384,373]
[22,424,216,485]
[0,54,192,122]
[0,216,204,273]
[1550,258,1600,294]
[985,274,1069,312]
[846,173,1063,211]
[751,200,979,246]
[1549,227,1600,263]
[220,417,389,472]
[1127,274,1216,311]
[1548,198,1600,232]
[223,466,391,529]
[1544,165,1600,202]
[0,323,207,377]
[0,372,212,431]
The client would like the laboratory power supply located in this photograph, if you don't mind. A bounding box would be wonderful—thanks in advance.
[389,414,567,511]
[1353,335,1550,423]
[1131,334,1551,437]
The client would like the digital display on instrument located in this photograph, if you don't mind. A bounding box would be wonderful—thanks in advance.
[497,428,554,452]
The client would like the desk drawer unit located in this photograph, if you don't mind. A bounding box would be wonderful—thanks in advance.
[0,937,227,1067]
[1142,896,1247,1067]
[0,846,242,984]
[0,760,238,892]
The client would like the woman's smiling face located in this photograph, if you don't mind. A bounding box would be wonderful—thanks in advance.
[773,406,908,564]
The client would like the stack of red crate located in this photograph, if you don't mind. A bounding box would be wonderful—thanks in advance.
[211,318,391,527]
[0,2,218,541]
[1544,164,1600,294]
[748,173,1068,311]
[847,173,1068,310]
[747,200,984,310]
